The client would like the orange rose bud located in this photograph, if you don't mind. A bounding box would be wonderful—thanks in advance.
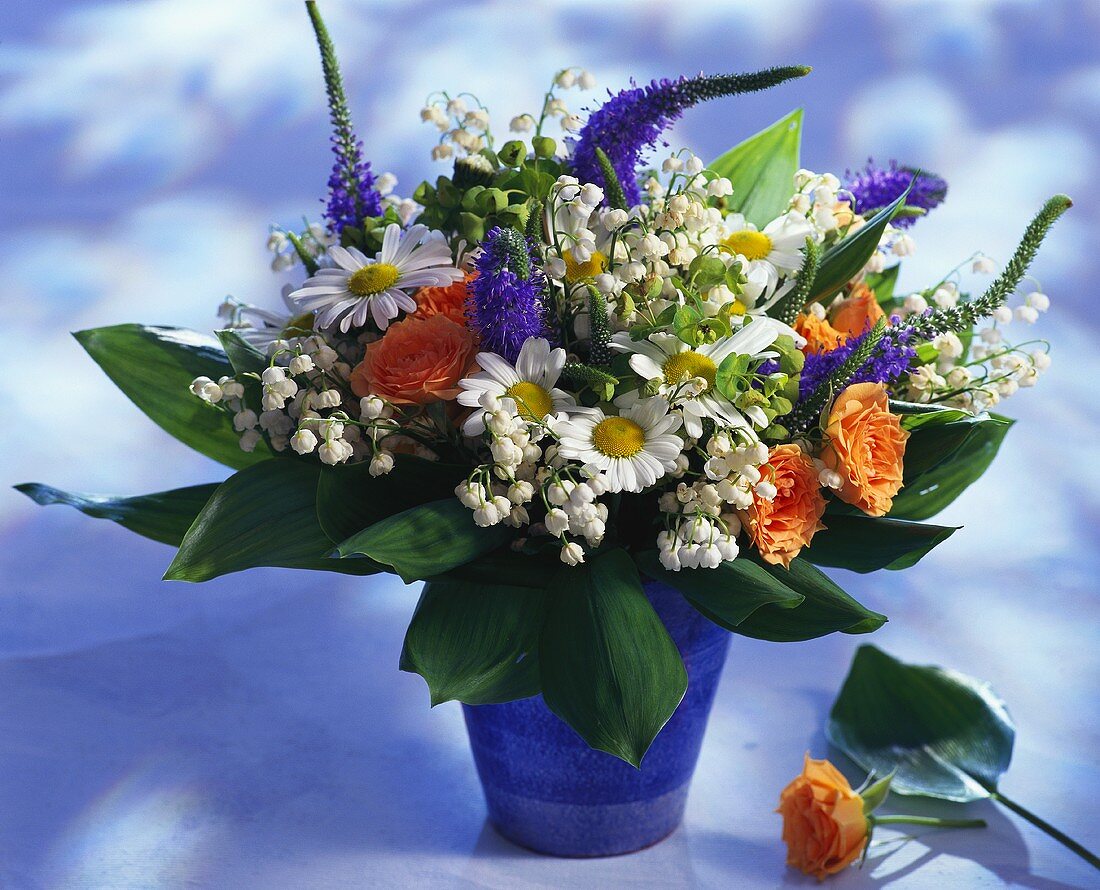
[414,271,476,327]
[778,755,869,880]
[831,283,886,339]
[821,382,909,517]
[739,444,826,568]
[350,314,477,405]
[794,312,847,355]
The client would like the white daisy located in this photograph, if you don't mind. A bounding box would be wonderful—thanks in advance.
[719,211,814,293]
[611,319,794,437]
[457,338,574,436]
[229,285,315,350]
[555,396,683,493]
[290,223,463,333]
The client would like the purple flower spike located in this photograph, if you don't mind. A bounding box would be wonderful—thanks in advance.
[845,160,947,229]
[469,227,553,363]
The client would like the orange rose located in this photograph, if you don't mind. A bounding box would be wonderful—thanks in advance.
[350,314,477,405]
[777,755,868,880]
[794,312,846,355]
[739,444,826,568]
[821,383,908,517]
[831,283,885,339]
[414,272,476,327]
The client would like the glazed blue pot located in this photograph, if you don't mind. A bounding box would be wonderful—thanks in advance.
[462,579,730,857]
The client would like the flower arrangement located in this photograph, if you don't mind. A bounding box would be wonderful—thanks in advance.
[19,2,1070,768]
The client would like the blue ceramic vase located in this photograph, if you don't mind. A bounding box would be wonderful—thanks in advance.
[462,579,730,857]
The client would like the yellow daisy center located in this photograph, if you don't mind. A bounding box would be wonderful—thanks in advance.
[504,381,553,421]
[721,230,772,261]
[348,262,400,296]
[564,249,608,282]
[662,351,717,391]
[728,299,747,317]
[592,417,646,458]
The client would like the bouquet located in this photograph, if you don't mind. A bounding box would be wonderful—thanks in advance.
[20,1,1070,767]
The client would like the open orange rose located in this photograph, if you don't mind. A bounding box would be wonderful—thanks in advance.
[739,444,826,568]
[821,382,908,517]
[831,283,885,339]
[778,755,868,880]
[414,272,476,327]
[795,312,846,355]
[350,314,477,405]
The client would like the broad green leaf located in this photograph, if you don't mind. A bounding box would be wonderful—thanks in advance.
[400,578,547,705]
[539,549,687,767]
[827,645,1015,802]
[733,556,886,642]
[709,109,802,228]
[427,548,559,590]
[165,459,381,581]
[634,551,803,629]
[864,264,900,303]
[891,413,1013,521]
[216,329,269,375]
[315,456,466,542]
[809,186,911,303]
[75,324,271,469]
[333,498,511,583]
[15,482,218,547]
[804,514,959,573]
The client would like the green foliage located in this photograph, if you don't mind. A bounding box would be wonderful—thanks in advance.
[809,187,911,304]
[732,556,886,642]
[400,577,548,705]
[15,482,218,547]
[805,513,958,573]
[910,195,1072,339]
[333,498,512,583]
[315,455,465,543]
[828,645,1014,801]
[559,362,618,401]
[594,146,628,210]
[709,108,803,229]
[634,551,803,629]
[539,549,687,767]
[890,410,1013,521]
[586,284,612,366]
[772,237,820,326]
[165,460,381,581]
[864,264,900,304]
[75,324,272,469]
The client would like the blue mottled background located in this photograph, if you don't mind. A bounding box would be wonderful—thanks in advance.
[2,1,1098,886]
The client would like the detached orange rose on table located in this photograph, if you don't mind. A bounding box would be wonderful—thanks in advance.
[831,283,886,339]
[350,314,477,405]
[821,382,909,517]
[778,755,869,880]
[739,444,826,568]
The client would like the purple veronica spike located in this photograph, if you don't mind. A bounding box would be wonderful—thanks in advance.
[325,137,382,233]
[570,67,812,207]
[845,160,947,229]
[468,227,553,363]
[798,318,917,401]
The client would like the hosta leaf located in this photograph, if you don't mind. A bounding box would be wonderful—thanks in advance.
[165,459,381,581]
[333,498,511,583]
[827,645,1014,802]
[539,549,687,767]
[75,324,271,469]
[708,109,802,228]
[634,551,803,629]
[733,556,886,642]
[809,186,911,304]
[401,578,548,705]
[15,482,218,547]
[804,514,959,573]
